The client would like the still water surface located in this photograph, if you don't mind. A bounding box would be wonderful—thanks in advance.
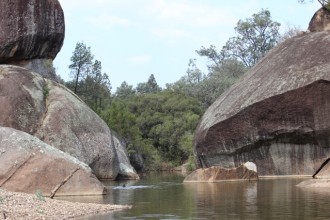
[60,173,330,220]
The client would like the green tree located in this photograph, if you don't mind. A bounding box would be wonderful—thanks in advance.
[203,59,246,105]
[147,74,162,93]
[101,90,203,169]
[186,9,280,109]
[136,74,162,95]
[197,9,280,68]
[167,59,207,107]
[131,91,201,164]
[79,60,112,112]
[102,100,140,143]
[168,58,246,109]
[69,42,94,94]
[223,9,280,67]
[67,42,111,112]
[196,45,225,69]
[115,81,136,98]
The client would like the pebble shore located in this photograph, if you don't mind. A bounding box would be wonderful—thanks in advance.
[0,188,130,220]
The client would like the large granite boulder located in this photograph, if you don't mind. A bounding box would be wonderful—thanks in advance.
[308,7,330,32]
[0,0,65,78]
[0,127,105,196]
[194,31,330,175]
[0,65,138,180]
[184,162,258,183]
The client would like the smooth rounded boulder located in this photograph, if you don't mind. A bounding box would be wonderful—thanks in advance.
[308,7,330,32]
[0,65,138,180]
[0,0,64,63]
[0,127,106,196]
[194,31,330,175]
[184,162,258,183]
[0,0,65,79]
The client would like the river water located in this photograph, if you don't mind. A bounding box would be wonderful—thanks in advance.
[60,173,330,220]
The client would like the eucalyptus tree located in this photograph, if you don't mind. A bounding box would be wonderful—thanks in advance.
[223,9,280,67]
[197,9,281,68]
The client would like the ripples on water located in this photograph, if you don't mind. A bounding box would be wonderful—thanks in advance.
[60,174,330,220]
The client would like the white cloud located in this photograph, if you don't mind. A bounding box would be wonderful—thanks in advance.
[128,55,152,65]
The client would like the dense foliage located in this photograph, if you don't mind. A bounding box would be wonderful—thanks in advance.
[102,89,202,170]
[62,9,293,171]
[167,58,246,109]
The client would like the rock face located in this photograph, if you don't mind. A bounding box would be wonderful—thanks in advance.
[0,127,106,196]
[0,0,64,62]
[297,158,330,188]
[0,0,65,78]
[0,65,138,180]
[114,134,141,179]
[308,7,330,32]
[311,158,330,179]
[184,162,258,183]
[194,31,330,175]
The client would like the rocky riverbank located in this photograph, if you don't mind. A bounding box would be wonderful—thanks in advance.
[0,188,130,220]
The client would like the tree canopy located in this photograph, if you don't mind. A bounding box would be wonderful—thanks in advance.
[136,74,162,95]
[102,90,202,170]
[115,81,136,99]
[69,42,94,94]
[197,9,280,68]
[67,42,111,113]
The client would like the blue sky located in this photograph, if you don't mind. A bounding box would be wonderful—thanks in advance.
[55,0,320,91]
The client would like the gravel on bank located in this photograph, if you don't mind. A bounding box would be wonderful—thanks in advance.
[0,188,131,220]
